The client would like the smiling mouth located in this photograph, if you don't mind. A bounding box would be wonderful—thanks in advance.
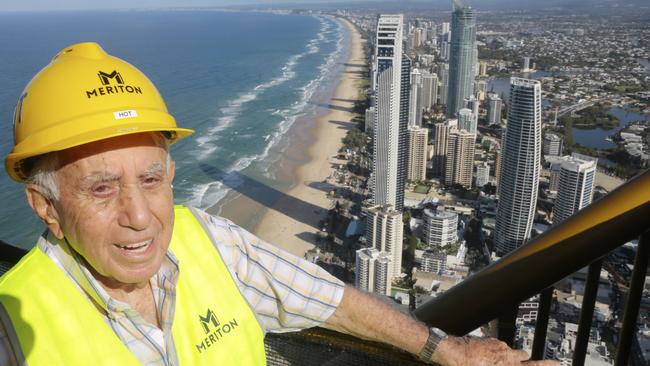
[115,240,151,253]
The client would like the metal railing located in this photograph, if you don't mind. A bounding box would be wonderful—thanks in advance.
[412,168,650,365]
[264,327,425,365]
[0,239,28,275]
[2,169,650,365]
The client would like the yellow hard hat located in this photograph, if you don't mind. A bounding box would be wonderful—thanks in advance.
[5,42,194,182]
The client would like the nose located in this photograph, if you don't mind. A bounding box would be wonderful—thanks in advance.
[117,184,152,231]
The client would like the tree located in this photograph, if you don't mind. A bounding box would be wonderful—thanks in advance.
[402,233,419,273]
[482,183,497,195]
[403,210,412,227]
[342,128,368,151]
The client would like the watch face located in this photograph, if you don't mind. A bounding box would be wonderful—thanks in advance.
[432,327,447,338]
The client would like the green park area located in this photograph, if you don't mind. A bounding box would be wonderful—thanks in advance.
[413,184,430,194]
[560,104,620,132]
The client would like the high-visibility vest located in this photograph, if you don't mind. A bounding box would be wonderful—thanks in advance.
[0,205,266,365]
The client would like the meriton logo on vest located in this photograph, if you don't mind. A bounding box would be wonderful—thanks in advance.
[195,308,240,354]
[86,70,143,99]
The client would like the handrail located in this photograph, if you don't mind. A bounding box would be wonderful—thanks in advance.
[614,231,650,365]
[413,168,650,336]
[0,240,28,276]
[265,327,425,365]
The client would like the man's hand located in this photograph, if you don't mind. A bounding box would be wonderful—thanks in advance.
[324,286,559,366]
[432,336,559,366]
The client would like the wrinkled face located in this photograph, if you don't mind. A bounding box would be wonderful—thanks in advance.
[52,133,175,286]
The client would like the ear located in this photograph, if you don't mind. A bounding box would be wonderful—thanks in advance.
[168,159,176,184]
[25,185,64,239]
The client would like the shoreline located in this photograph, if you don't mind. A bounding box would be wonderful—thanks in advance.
[214,18,366,257]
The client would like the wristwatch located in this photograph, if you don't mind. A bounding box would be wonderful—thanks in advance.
[418,327,447,362]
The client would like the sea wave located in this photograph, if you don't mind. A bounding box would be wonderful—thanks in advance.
[186,17,347,209]
[258,18,346,177]
[194,17,330,159]
[183,154,252,208]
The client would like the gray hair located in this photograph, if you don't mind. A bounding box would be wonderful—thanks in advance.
[26,153,61,201]
[25,133,172,202]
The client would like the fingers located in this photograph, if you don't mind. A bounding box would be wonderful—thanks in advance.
[508,347,559,365]
[513,349,530,361]
[444,336,560,366]
[502,346,530,364]
[472,337,559,365]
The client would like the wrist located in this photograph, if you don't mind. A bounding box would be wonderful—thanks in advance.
[418,327,447,364]
[430,336,454,365]
[431,335,470,366]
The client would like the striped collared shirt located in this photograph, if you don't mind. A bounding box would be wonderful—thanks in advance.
[0,207,345,365]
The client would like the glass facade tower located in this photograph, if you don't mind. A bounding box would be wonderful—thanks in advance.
[495,78,542,256]
[446,1,476,117]
[372,14,409,212]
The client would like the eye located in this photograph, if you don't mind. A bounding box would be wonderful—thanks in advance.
[91,183,116,197]
[142,175,162,187]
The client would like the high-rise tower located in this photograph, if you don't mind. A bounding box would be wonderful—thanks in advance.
[407,126,428,182]
[446,0,476,117]
[409,68,423,127]
[552,154,597,224]
[543,133,564,157]
[458,108,476,134]
[437,62,449,106]
[475,162,490,188]
[364,205,404,278]
[487,93,502,126]
[445,129,475,189]
[432,119,458,178]
[423,209,459,248]
[421,71,439,111]
[495,78,542,256]
[355,248,393,296]
[372,14,409,212]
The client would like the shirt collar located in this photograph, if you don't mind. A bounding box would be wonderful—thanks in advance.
[38,231,179,316]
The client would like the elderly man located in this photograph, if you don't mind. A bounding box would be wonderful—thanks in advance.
[0,43,556,365]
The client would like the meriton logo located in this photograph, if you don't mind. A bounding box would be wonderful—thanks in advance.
[199,308,219,334]
[195,308,240,354]
[98,70,124,85]
[86,70,143,99]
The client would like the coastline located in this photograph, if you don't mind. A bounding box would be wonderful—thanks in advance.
[213,18,366,257]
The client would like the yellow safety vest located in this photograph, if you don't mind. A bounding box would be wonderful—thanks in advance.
[0,205,266,365]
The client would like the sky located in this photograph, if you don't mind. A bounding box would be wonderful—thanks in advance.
[0,0,646,13]
[0,0,448,12]
[1,0,346,12]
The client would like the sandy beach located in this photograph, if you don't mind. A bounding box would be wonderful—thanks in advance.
[215,18,366,257]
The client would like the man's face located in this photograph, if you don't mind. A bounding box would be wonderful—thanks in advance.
[51,133,175,286]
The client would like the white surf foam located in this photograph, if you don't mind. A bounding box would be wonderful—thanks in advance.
[257,17,346,177]
[185,16,346,210]
[194,17,331,161]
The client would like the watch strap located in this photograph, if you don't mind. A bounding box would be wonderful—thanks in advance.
[418,327,447,362]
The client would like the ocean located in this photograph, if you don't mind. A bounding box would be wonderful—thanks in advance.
[0,10,347,248]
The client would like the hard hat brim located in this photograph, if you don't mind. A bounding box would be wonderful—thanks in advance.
[6,108,193,182]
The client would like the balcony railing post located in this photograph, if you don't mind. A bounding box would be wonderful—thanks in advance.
[614,231,650,366]
[497,305,519,348]
[531,287,553,360]
[572,258,603,366]
[413,169,650,336]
